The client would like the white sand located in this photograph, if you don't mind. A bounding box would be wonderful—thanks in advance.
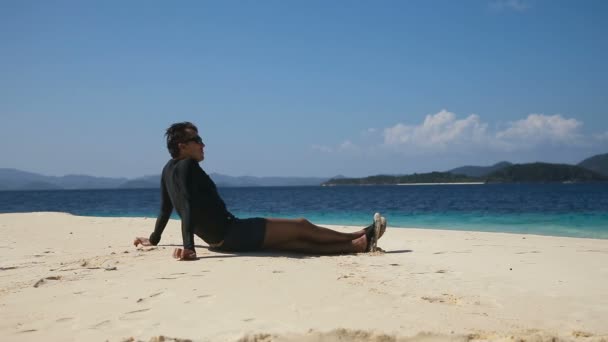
[1,212,607,342]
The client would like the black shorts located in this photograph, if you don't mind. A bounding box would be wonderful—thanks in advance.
[216,217,267,252]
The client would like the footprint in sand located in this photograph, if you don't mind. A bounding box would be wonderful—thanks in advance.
[137,292,164,303]
[572,331,594,338]
[91,320,111,329]
[0,266,18,271]
[33,276,62,288]
[421,293,460,305]
[56,317,73,322]
[125,308,150,314]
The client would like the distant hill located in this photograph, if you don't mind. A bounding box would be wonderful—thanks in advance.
[448,161,512,177]
[578,153,608,176]
[0,168,127,190]
[0,168,54,190]
[58,174,126,189]
[323,172,479,185]
[4,152,607,190]
[0,168,331,190]
[323,162,608,185]
[485,163,608,182]
[119,175,159,189]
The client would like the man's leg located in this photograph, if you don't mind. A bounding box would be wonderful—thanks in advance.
[267,234,367,254]
[261,218,368,253]
[263,218,365,245]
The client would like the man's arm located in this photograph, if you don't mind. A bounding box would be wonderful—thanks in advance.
[149,179,173,245]
[179,160,198,253]
[168,160,200,260]
[134,176,173,248]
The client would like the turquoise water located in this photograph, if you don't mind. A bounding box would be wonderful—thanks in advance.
[2,184,608,239]
[226,210,608,239]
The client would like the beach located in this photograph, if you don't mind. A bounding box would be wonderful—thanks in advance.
[1,212,607,341]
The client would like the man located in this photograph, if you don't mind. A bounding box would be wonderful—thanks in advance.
[133,122,386,260]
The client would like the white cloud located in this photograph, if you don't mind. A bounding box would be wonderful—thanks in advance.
[381,111,590,155]
[338,140,356,151]
[311,144,332,153]
[311,140,358,153]
[496,114,583,145]
[490,0,530,12]
[313,111,598,163]
[383,110,488,149]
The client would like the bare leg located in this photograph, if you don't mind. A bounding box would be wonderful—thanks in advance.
[263,218,365,246]
[260,218,369,254]
[266,233,367,254]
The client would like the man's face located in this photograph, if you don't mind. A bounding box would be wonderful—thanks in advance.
[178,133,205,162]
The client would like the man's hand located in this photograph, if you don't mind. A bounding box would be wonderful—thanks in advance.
[133,237,154,247]
[172,248,197,261]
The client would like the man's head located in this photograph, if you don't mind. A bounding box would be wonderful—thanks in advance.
[165,122,205,161]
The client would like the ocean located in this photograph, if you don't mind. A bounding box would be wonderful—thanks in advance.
[1,183,607,239]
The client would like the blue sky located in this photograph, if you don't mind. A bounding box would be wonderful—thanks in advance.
[1,0,607,178]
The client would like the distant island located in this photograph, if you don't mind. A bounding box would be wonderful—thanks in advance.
[322,154,608,186]
[1,153,607,190]
[322,153,608,186]
[322,162,607,186]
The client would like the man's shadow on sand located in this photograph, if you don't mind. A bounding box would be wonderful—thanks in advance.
[158,244,412,260]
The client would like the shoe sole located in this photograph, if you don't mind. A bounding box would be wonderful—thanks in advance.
[371,212,382,252]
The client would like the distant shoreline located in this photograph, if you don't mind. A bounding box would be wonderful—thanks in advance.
[396,182,485,186]
[323,182,487,186]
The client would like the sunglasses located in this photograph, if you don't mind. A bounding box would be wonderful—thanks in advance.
[185,135,204,145]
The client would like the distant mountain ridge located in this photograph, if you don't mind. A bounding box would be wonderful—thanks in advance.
[577,153,608,176]
[448,161,512,177]
[323,162,607,185]
[322,152,608,185]
[2,152,607,190]
[0,168,332,190]
[485,162,607,183]
[0,168,127,190]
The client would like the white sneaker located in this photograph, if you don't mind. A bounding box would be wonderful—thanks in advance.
[371,212,382,252]
[380,216,387,239]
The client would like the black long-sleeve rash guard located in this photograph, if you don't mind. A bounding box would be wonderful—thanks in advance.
[149,158,235,250]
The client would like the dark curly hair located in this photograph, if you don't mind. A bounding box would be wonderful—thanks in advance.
[165,122,199,158]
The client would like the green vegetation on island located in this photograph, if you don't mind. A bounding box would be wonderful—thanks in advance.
[323,172,479,185]
[448,161,513,178]
[322,161,608,186]
[578,153,608,176]
[485,163,608,183]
